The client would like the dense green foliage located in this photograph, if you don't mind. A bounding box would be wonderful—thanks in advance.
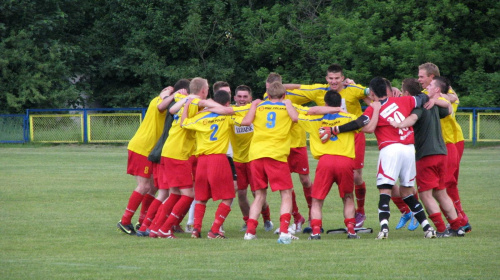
[1,0,499,113]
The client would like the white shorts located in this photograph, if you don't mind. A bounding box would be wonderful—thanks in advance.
[376,143,416,187]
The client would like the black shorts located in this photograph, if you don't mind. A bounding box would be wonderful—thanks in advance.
[227,156,237,181]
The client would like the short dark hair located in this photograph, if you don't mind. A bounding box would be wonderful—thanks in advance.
[369,77,388,98]
[213,90,231,105]
[235,85,252,96]
[327,64,343,75]
[433,76,450,94]
[213,81,230,92]
[173,79,190,93]
[324,90,341,107]
[402,78,422,96]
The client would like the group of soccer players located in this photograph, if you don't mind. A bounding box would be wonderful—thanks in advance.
[116,62,471,243]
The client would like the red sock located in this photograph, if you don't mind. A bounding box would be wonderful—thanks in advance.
[355,182,366,214]
[344,218,356,234]
[139,198,162,231]
[311,219,322,235]
[193,203,206,232]
[291,191,302,222]
[261,205,271,222]
[246,219,258,235]
[429,212,446,232]
[159,195,194,233]
[138,194,155,224]
[121,191,144,225]
[448,216,463,231]
[150,193,181,232]
[211,203,231,233]
[243,216,249,224]
[280,213,291,234]
[392,196,410,214]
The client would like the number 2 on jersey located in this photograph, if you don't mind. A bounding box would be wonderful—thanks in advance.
[266,112,276,128]
[210,124,219,141]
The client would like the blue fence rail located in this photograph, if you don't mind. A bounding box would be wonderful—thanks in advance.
[1,107,499,145]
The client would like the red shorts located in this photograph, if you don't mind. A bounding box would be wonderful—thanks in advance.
[195,154,235,201]
[189,155,198,178]
[312,155,354,199]
[288,147,310,174]
[454,140,464,181]
[127,150,153,178]
[250,158,293,192]
[160,156,194,189]
[235,161,252,190]
[152,162,160,187]
[416,154,447,192]
[354,132,365,170]
[445,143,459,190]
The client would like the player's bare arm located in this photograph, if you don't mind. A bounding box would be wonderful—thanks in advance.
[390,113,418,129]
[200,99,235,115]
[169,94,198,114]
[361,101,381,134]
[179,98,194,127]
[307,106,343,115]
[240,99,261,126]
[283,99,298,122]
[158,87,175,112]
[283,84,301,90]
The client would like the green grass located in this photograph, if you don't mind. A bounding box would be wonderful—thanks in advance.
[1,144,499,279]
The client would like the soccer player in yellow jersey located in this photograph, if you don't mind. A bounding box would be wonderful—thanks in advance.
[418,63,471,232]
[297,90,361,240]
[284,64,371,227]
[230,85,274,232]
[264,73,309,234]
[179,90,236,239]
[117,86,177,235]
[135,79,191,237]
[239,82,299,244]
[149,78,209,238]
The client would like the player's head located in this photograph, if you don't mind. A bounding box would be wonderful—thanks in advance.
[427,76,450,98]
[368,77,388,99]
[213,81,231,97]
[267,81,286,99]
[189,77,209,99]
[418,62,440,89]
[325,63,345,92]
[266,73,282,89]
[324,90,342,107]
[213,90,231,106]
[402,78,422,97]
[173,79,190,93]
[234,85,252,106]
[383,78,400,97]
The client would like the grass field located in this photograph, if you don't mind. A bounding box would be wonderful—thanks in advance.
[1,144,499,279]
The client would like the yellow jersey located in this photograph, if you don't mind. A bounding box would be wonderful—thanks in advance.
[423,90,465,144]
[161,94,201,160]
[182,110,233,156]
[298,111,358,159]
[234,100,298,162]
[293,84,368,117]
[127,96,166,156]
[229,104,253,163]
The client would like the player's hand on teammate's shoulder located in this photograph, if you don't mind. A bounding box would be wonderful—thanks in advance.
[370,101,381,110]
[251,99,262,106]
[176,88,188,96]
[424,99,435,110]
[343,78,355,86]
[389,120,401,128]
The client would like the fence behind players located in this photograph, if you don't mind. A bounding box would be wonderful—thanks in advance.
[0,107,499,145]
